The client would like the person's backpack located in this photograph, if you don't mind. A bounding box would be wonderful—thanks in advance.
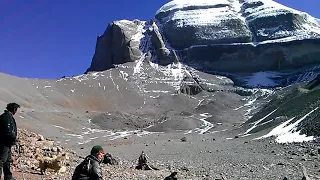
[72,158,92,180]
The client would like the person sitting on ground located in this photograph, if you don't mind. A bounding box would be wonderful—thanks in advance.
[0,103,20,180]
[72,145,104,180]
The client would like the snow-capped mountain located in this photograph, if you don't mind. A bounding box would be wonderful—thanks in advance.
[156,0,320,47]
[1,0,320,147]
[88,0,320,78]
[84,0,320,143]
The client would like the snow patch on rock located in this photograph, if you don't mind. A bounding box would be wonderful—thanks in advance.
[256,107,319,143]
[243,71,281,87]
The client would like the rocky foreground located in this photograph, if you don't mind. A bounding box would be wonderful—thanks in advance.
[6,128,320,180]
[9,129,185,180]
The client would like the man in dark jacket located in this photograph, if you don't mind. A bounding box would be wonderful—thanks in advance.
[72,145,104,180]
[0,103,20,180]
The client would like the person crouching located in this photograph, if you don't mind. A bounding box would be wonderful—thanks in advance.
[72,145,104,180]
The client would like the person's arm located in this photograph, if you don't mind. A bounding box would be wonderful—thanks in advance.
[1,114,16,143]
[90,161,103,180]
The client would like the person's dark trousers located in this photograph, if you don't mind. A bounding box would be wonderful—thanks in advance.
[0,145,13,180]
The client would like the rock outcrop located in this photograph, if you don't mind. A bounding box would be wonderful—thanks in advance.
[11,129,75,179]
[148,20,171,65]
[86,20,144,73]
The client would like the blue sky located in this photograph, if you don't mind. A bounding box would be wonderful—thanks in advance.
[0,0,318,79]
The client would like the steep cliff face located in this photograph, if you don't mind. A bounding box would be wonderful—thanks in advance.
[156,0,320,48]
[155,0,252,49]
[241,0,320,43]
[155,0,320,73]
[86,20,144,73]
[87,0,320,76]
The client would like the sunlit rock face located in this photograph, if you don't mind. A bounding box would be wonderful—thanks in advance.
[155,0,320,49]
[153,0,320,73]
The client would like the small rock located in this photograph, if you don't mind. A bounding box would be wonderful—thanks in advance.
[181,166,189,172]
[26,153,33,158]
[42,146,50,151]
[38,135,45,141]
[271,150,275,153]
[26,161,31,166]
[290,151,298,156]
[124,137,128,140]
[310,152,317,157]
[283,177,289,180]
[277,162,285,166]
[234,136,239,139]
[57,146,63,152]
[164,172,178,180]
[181,137,187,142]
[212,138,216,141]
[51,147,58,152]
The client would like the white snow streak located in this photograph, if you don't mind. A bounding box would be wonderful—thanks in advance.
[193,113,214,134]
[52,125,70,131]
[256,107,319,143]
[244,108,278,135]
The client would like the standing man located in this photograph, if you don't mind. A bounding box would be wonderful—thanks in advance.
[72,145,104,180]
[0,103,20,180]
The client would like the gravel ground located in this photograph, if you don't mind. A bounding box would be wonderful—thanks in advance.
[9,128,320,180]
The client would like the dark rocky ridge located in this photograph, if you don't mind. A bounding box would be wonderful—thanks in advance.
[86,20,144,72]
[183,38,320,73]
[241,75,320,138]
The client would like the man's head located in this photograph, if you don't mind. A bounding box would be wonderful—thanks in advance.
[6,103,20,115]
[90,145,105,161]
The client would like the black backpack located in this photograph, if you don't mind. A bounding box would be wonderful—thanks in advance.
[72,158,93,180]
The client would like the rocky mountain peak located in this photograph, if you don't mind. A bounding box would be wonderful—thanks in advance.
[1,2,320,179]
[86,0,320,75]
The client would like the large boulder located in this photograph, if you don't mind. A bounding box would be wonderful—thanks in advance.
[86,20,144,72]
